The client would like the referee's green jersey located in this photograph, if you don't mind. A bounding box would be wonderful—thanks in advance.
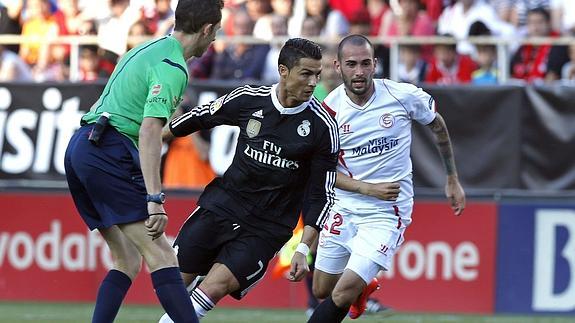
[82,36,189,147]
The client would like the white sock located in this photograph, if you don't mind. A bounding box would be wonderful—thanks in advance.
[158,312,174,323]
[191,288,215,318]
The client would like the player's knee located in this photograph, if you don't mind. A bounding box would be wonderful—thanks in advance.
[331,287,355,308]
[114,254,142,279]
[312,282,331,299]
[140,238,179,271]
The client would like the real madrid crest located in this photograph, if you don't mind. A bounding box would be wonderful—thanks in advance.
[297,120,311,137]
[246,119,261,138]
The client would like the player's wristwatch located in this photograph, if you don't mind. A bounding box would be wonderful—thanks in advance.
[146,192,166,204]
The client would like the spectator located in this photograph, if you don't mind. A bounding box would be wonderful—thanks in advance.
[293,0,349,38]
[300,15,322,37]
[559,42,575,82]
[261,14,289,82]
[188,45,217,79]
[327,0,364,21]
[550,0,575,34]
[398,44,428,84]
[77,45,104,82]
[438,0,514,55]
[545,40,570,82]
[426,35,477,84]
[34,41,69,81]
[379,0,435,38]
[469,20,498,84]
[127,20,152,50]
[365,0,388,35]
[0,45,33,81]
[313,46,340,101]
[53,0,86,36]
[0,2,23,53]
[19,0,59,67]
[211,10,269,80]
[510,7,556,83]
[96,0,141,60]
[254,0,298,40]
[379,0,435,62]
[144,0,174,36]
[244,0,273,24]
[514,0,550,28]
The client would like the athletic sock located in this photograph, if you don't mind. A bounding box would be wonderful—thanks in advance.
[191,288,215,318]
[92,269,132,323]
[307,296,349,323]
[151,267,198,323]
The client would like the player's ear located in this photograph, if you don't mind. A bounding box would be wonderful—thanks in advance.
[278,64,289,79]
[201,23,214,37]
[334,59,341,75]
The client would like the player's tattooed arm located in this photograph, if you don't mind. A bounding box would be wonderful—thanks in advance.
[427,113,457,176]
[427,113,466,216]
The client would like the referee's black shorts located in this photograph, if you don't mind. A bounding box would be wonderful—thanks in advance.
[174,207,289,299]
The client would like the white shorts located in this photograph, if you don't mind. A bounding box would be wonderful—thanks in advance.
[315,199,413,283]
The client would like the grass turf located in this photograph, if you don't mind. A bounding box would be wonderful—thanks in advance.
[0,302,573,323]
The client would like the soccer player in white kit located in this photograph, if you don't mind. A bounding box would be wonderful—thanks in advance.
[307,35,466,323]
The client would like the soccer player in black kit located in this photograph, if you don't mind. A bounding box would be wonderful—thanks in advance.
[158,38,339,322]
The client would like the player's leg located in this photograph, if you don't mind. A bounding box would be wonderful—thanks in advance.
[120,221,197,323]
[306,209,354,322]
[69,126,197,323]
[311,208,353,300]
[91,225,142,323]
[307,253,380,323]
[200,226,288,318]
[65,127,140,323]
[159,208,234,322]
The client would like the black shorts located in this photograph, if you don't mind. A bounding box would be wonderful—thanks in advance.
[174,207,288,299]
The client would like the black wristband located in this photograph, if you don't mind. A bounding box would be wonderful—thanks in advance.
[149,212,167,216]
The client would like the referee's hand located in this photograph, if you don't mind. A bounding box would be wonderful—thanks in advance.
[146,203,168,240]
[288,252,309,282]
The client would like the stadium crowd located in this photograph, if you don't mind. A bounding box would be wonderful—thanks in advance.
[1,0,575,84]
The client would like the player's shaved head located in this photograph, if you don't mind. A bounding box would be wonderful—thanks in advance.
[337,34,374,62]
[175,0,224,34]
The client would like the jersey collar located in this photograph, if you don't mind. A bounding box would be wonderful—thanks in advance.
[341,80,378,111]
[271,83,311,115]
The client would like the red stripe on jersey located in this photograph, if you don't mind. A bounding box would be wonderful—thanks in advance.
[322,101,336,117]
[338,150,353,178]
[393,205,401,229]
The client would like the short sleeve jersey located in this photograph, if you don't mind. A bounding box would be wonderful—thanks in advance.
[82,36,188,146]
[322,79,436,211]
[170,84,339,240]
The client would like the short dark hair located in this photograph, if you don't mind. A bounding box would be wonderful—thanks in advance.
[278,38,322,70]
[337,34,373,61]
[174,0,224,34]
[527,7,551,22]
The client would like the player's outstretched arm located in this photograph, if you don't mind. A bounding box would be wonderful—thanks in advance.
[335,171,400,201]
[427,113,465,216]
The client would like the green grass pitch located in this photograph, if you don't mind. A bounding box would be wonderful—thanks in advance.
[0,302,573,323]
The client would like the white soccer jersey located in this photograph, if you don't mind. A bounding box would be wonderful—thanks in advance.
[322,79,436,212]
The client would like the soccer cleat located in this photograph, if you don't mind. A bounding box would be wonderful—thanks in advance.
[348,278,380,319]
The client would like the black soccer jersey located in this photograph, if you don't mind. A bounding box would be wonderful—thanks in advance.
[170,84,339,240]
